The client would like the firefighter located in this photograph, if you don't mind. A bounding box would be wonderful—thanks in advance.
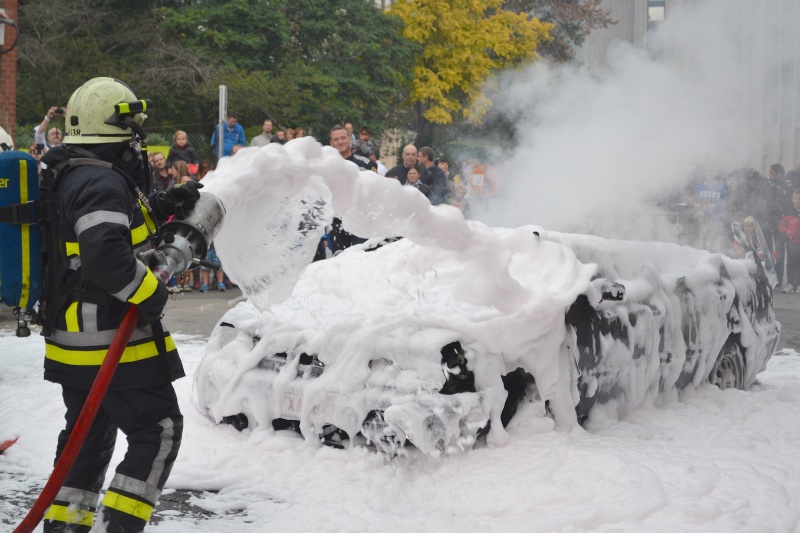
[39,77,201,533]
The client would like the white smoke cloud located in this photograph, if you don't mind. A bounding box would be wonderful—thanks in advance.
[480,0,794,239]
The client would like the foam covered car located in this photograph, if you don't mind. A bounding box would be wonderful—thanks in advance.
[194,225,780,456]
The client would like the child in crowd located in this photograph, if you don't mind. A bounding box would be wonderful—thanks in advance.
[733,216,766,261]
[166,130,199,175]
[447,183,468,214]
[778,188,800,292]
[199,245,227,293]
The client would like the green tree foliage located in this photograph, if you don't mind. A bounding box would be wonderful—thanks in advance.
[16,0,414,140]
[161,0,416,134]
[156,0,289,73]
[16,1,144,124]
[503,0,614,62]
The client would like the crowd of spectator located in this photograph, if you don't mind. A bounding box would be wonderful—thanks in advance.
[25,106,510,279]
[27,104,798,295]
[318,123,504,258]
[147,133,228,294]
[669,161,800,293]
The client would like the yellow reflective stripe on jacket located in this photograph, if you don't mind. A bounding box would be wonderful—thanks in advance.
[102,490,154,522]
[44,504,94,527]
[66,220,152,254]
[139,202,157,236]
[65,302,80,332]
[127,269,158,304]
[130,222,149,246]
[45,336,177,366]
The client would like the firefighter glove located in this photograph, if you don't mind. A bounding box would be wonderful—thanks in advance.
[156,181,204,219]
[136,281,169,326]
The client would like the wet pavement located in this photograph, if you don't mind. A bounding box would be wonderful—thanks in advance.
[161,284,244,337]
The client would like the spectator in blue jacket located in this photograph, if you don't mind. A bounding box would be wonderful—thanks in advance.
[211,112,246,157]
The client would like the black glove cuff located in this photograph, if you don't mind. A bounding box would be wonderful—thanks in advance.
[154,191,175,218]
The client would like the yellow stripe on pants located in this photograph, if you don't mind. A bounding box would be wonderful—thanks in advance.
[102,490,154,522]
[44,504,94,527]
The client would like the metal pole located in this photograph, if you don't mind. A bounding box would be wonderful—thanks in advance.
[218,85,227,160]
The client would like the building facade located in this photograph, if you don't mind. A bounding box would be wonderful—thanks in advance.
[0,0,18,143]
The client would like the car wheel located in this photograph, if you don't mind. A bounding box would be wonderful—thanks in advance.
[709,341,744,390]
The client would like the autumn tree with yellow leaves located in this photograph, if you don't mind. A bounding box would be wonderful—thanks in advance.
[389,0,552,145]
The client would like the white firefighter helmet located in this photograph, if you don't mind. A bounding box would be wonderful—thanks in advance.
[62,77,147,144]
[0,125,13,152]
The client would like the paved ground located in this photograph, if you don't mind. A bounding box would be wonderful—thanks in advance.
[0,285,243,339]
[773,290,800,351]
[160,285,245,337]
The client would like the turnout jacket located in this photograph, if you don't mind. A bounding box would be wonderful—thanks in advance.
[41,147,184,390]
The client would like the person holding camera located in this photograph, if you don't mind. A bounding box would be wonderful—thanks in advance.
[35,106,66,169]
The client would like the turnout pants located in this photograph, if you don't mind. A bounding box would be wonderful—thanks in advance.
[43,383,182,533]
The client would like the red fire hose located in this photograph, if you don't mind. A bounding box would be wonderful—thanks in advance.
[13,305,140,533]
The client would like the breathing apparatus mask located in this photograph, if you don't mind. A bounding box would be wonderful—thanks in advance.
[107,99,153,191]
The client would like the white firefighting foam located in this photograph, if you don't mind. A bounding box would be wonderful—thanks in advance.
[193,137,775,452]
[196,137,596,444]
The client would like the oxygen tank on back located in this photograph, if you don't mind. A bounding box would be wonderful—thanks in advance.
[0,151,43,324]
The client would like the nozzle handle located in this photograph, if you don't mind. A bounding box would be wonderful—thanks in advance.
[193,258,221,272]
